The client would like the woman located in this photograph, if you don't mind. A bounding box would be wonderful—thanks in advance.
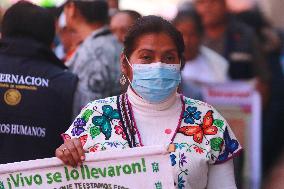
[56,16,241,189]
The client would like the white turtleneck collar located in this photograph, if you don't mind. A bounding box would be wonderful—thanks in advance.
[126,87,183,145]
[127,87,179,112]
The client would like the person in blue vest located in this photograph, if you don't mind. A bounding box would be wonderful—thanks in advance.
[0,1,78,164]
[56,16,242,189]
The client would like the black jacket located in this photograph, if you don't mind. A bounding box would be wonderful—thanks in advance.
[0,37,78,164]
[225,17,269,81]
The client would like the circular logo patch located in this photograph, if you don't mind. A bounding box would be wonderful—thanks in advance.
[4,89,22,106]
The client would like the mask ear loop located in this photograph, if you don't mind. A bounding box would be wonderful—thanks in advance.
[123,55,133,84]
[124,55,133,69]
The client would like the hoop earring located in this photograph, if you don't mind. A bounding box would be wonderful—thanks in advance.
[120,74,127,85]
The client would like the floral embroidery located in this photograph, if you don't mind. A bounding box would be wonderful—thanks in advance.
[184,98,194,105]
[105,141,121,148]
[65,134,88,146]
[91,141,129,151]
[177,156,189,189]
[210,137,223,152]
[170,154,177,166]
[74,118,86,127]
[0,181,5,189]
[92,105,120,140]
[82,109,94,122]
[183,106,201,124]
[89,144,99,152]
[90,126,101,139]
[79,135,88,147]
[72,118,86,136]
[193,146,204,154]
[179,110,218,144]
[114,123,127,140]
[173,142,216,160]
[213,119,225,132]
[179,153,187,167]
[178,176,186,189]
[175,143,186,150]
[71,127,85,136]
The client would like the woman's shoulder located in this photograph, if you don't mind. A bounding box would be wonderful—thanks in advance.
[180,95,242,164]
[75,95,121,121]
[181,95,228,130]
[64,95,121,144]
[83,95,119,110]
[182,95,215,111]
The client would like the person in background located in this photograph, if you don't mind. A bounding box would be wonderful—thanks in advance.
[107,0,119,17]
[110,10,141,44]
[0,1,78,164]
[173,9,228,99]
[62,0,122,117]
[194,1,271,187]
[193,0,270,107]
[56,15,242,189]
[56,16,82,62]
[110,10,142,93]
[236,7,284,178]
[51,6,82,62]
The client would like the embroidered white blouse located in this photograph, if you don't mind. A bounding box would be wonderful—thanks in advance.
[63,88,241,189]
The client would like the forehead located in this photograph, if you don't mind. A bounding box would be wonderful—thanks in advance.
[111,13,134,25]
[195,0,225,4]
[132,32,177,52]
[176,19,196,29]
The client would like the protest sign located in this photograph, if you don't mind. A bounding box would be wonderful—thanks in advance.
[0,146,174,189]
[202,81,261,189]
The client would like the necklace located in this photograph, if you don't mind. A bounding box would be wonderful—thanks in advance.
[124,94,186,147]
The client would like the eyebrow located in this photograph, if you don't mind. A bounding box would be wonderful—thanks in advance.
[137,49,178,53]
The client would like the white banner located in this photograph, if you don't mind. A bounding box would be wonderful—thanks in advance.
[0,146,174,189]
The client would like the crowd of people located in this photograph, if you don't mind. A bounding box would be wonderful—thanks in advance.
[0,0,283,188]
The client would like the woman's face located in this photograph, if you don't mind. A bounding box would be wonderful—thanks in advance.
[122,32,180,81]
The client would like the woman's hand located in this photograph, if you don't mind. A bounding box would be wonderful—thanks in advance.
[55,138,85,167]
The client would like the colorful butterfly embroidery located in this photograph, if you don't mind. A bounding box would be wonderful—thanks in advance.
[61,134,88,147]
[92,105,120,140]
[183,106,202,124]
[178,110,218,144]
[217,127,239,162]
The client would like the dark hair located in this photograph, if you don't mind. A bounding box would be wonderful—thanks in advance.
[48,6,64,19]
[116,10,142,21]
[70,0,109,24]
[123,15,185,62]
[172,10,203,35]
[1,1,55,46]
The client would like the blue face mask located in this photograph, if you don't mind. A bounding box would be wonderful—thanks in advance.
[126,58,181,103]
